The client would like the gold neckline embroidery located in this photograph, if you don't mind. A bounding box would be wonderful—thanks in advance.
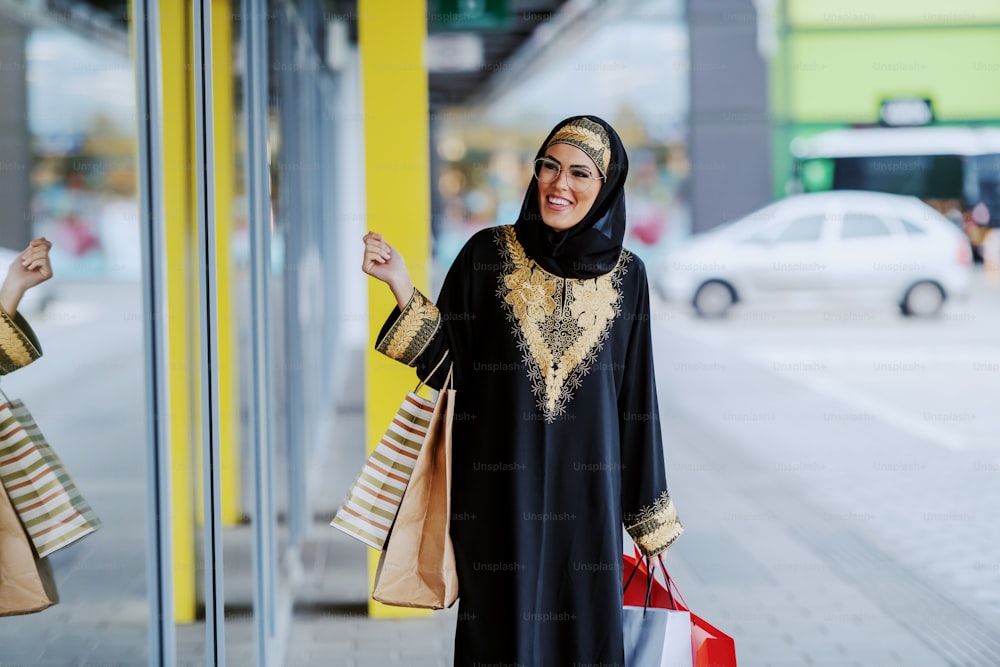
[494,226,630,422]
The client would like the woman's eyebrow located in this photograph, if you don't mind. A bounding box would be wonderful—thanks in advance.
[543,154,594,172]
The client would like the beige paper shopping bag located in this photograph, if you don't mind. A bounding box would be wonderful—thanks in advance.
[372,366,457,609]
[0,482,58,616]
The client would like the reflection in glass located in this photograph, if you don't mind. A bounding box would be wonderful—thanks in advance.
[0,14,149,666]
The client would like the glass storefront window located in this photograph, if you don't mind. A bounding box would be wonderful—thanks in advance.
[0,11,150,665]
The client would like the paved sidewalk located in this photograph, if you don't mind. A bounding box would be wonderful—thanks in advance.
[285,339,1000,666]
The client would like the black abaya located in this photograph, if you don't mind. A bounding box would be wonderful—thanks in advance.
[375,225,683,666]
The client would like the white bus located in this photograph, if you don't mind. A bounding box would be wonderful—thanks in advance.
[790,125,1000,261]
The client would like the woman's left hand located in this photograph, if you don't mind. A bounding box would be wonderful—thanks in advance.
[1,237,53,314]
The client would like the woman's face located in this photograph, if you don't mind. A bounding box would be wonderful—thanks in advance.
[536,142,603,232]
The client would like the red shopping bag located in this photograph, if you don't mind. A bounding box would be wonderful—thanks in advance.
[690,613,737,667]
[624,548,738,667]
[623,547,680,610]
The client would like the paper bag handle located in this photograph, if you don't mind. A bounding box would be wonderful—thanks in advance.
[414,350,450,393]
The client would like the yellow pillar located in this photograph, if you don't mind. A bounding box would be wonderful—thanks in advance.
[359,0,433,619]
[159,2,198,624]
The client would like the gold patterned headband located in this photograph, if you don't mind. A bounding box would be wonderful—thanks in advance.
[546,118,611,177]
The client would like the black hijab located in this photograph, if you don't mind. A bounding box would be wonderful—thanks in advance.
[513,115,629,279]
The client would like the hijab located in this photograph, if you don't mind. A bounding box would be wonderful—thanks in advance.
[513,115,629,279]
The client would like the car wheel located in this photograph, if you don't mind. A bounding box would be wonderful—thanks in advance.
[900,281,945,317]
[693,280,735,317]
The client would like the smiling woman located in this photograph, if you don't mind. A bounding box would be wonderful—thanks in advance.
[362,114,683,666]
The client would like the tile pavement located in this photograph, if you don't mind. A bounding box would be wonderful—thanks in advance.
[283,343,999,666]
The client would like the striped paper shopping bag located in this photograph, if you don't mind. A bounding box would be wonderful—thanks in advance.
[0,398,101,559]
[331,390,436,550]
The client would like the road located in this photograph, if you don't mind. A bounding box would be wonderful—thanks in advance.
[655,268,1000,666]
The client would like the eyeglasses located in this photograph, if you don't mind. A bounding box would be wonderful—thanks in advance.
[533,157,604,193]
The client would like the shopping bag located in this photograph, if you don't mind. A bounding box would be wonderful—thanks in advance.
[643,553,738,667]
[372,366,457,609]
[0,482,59,616]
[331,353,449,550]
[331,390,435,549]
[0,396,101,558]
[691,613,737,667]
[623,548,693,666]
[623,606,694,667]
[624,547,680,609]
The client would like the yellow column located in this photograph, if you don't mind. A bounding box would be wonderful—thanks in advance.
[158,2,198,623]
[211,0,242,525]
[359,0,433,619]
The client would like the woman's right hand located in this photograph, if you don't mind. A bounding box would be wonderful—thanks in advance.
[1,237,53,316]
[362,231,414,309]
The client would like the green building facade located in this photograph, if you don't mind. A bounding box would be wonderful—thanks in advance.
[769,0,1000,198]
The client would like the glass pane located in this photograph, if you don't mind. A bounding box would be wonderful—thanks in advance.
[222,5,259,664]
[972,153,1000,215]
[0,15,150,665]
[833,155,964,199]
[841,213,891,238]
[774,215,824,242]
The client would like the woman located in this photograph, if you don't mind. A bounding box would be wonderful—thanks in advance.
[363,116,682,665]
[1,237,52,375]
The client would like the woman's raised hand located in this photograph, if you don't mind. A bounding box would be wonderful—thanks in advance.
[362,231,414,310]
[1,237,53,316]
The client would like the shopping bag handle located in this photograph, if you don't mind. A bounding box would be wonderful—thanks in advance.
[622,548,655,613]
[624,545,678,612]
[414,350,450,393]
[654,553,688,611]
[623,545,685,613]
[623,548,644,593]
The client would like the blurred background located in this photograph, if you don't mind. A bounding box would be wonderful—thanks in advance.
[0,0,998,665]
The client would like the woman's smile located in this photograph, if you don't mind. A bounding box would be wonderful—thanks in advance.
[544,193,573,211]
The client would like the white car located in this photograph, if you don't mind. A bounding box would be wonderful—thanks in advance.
[656,191,972,317]
[0,246,56,315]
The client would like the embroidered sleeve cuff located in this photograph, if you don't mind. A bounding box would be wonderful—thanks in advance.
[0,308,42,375]
[374,288,441,366]
[625,491,684,557]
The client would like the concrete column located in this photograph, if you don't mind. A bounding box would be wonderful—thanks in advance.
[0,19,31,250]
[687,0,772,232]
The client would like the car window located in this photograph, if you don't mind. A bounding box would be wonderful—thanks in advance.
[840,213,892,239]
[773,215,824,243]
[737,228,774,244]
[900,219,926,235]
